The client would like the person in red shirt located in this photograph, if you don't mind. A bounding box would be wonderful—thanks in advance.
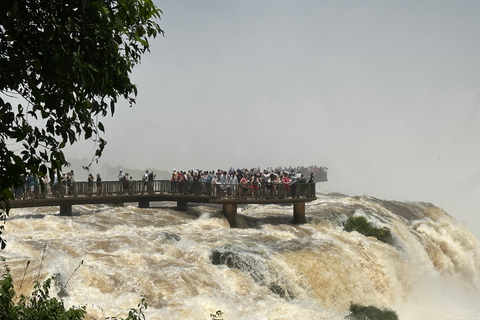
[282,171,291,197]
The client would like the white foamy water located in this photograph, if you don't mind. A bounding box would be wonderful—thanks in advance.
[2,192,480,319]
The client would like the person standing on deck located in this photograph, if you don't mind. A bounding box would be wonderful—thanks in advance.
[211,173,221,198]
[142,170,148,193]
[282,171,291,198]
[219,171,229,197]
[240,175,248,199]
[118,169,125,194]
[230,171,238,197]
[250,174,260,200]
[147,170,156,193]
[123,173,130,193]
[96,173,102,195]
[87,173,94,196]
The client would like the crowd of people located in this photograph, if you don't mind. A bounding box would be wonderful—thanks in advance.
[13,165,327,200]
[166,165,325,199]
[14,169,101,199]
[118,169,156,194]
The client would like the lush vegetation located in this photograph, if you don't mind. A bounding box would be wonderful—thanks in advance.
[0,266,86,320]
[344,216,394,245]
[346,302,398,320]
[0,265,151,320]
[0,0,164,247]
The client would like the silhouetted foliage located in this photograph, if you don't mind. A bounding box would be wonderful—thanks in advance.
[1,263,150,320]
[0,266,86,320]
[0,0,163,247]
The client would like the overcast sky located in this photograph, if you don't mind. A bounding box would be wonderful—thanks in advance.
[65,0,480,237]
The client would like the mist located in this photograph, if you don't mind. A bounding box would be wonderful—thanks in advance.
[61,0,480,237]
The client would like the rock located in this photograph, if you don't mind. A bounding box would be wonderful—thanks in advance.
[210,244,294,299]
[164,232,181,242]
[53,272,68,298]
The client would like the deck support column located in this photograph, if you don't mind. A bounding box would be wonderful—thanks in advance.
[223,203,237,228]
[177,200,188,211]
[293,202,306,224]
[139,200,150,209]
[59,204,72,216]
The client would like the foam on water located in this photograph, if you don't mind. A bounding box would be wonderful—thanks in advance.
[2,193,480,319]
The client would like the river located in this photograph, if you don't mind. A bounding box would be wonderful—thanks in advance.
[2,192,480,319]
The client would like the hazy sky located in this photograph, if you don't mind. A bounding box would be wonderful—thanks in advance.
[64,0,480,237]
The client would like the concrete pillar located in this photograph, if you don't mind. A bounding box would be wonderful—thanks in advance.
[139,200,150,209]
[59,204,72,216]
[293,202,306,224]
[177,200,188,211]
[223,203,237,228]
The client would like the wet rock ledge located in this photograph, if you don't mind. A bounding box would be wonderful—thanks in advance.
[210,244,294,299]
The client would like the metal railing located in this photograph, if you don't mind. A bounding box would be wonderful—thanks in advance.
[12,180,316,200]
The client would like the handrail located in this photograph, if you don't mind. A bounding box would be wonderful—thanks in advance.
[11,180,316,201]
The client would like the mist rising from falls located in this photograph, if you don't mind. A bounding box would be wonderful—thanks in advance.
[2,192,480,319]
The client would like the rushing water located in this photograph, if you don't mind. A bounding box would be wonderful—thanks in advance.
[2,192,480,319]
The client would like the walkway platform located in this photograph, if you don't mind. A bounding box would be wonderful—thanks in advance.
[6,180,317,228]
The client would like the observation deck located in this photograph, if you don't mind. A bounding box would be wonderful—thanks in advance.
[7,180,317,228]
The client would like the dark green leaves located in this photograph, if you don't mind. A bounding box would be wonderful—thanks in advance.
[0,0,163,248]
[0,268,87,319]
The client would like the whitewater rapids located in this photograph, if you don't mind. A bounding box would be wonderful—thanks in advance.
[2,192,479,319]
